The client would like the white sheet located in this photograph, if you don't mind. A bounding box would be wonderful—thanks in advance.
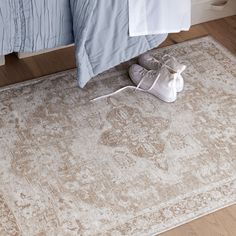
[129,0,191,37]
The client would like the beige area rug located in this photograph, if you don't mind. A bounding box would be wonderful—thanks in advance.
[0,36,236,236]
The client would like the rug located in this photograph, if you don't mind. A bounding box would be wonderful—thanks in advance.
[0,36,235,236]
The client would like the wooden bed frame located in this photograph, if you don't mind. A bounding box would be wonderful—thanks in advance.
[0,44,73,66]
[17,44,74,59]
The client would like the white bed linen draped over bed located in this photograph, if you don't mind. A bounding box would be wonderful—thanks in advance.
[129,0,191,37]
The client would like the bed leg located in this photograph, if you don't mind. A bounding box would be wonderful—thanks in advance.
[0,56,5,66]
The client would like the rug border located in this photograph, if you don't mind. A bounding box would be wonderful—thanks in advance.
[151,201,236,236]
[155,35,236,62]
[102,178,236,236]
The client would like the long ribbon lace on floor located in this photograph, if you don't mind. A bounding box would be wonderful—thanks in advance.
[91,71,161,102]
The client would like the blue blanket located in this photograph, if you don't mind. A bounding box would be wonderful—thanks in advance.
[71,0,167,87]
[0,0,167,87]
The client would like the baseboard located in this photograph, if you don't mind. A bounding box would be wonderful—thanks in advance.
[192,0,236,25]
[0,56,5,66]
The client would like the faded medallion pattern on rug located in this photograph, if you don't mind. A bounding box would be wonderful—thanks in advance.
[0,37,235,236]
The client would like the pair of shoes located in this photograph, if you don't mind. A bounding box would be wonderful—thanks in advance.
[139,54,186,93]
[129,53,186,103]
[91,54,186,103]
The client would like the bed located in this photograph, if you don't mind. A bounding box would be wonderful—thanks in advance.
[0,0,172,87]
[71,0,168,87]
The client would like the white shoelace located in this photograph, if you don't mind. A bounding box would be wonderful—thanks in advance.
[91,70,161,102]
[151,54,185,84]
[91,86,141,102]
[153,54,178,73]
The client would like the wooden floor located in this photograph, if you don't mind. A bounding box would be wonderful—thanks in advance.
[0,16,236,236]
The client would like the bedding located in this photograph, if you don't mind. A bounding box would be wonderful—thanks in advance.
[129,0,191,36]
[0,0,73,55]
[0,0,192,87]
[71,0,167,87]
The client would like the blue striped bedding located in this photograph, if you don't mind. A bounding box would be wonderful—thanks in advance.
[0,0,73,55]
[0,0,167,87]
